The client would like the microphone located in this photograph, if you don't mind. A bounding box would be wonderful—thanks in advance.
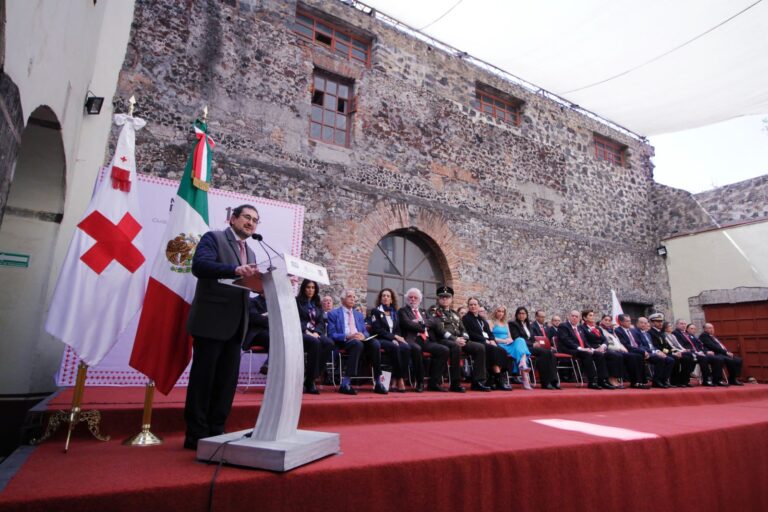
[251,233,272,271]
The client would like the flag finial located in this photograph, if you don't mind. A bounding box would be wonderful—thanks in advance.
[202,105,208,122]
[128,96,136,116]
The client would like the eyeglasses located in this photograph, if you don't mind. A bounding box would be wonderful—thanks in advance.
[240,214,260,224]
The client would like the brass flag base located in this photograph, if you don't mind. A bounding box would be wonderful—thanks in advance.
[123,428,162,446]
[31,362,110,451]
[123,380,163,446]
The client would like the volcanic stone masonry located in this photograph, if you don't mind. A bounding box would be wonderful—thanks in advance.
[113,0,674,315]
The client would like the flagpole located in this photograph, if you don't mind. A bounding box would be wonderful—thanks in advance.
[123,379,163,446]
[31,360,111,451]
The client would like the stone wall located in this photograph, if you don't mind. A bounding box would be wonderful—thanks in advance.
[654,174,768,240]
[0,73,24,228]
[695,175,768,225]
[115,0,671,315]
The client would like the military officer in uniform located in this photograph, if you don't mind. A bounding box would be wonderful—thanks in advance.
[428,286,491,391]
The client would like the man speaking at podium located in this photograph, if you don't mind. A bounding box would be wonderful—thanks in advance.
[184,204,259,450]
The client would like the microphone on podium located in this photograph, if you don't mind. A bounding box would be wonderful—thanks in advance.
[251,233,282,271]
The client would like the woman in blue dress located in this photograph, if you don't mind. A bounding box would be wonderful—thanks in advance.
[489,305,532,390]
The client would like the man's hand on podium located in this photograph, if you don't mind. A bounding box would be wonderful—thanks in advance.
[235,263,258,277]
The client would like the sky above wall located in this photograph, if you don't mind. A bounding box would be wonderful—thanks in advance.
[361,0,768,193]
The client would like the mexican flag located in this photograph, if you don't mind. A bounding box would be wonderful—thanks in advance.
[45,114,148,366]
[129,119,214,394]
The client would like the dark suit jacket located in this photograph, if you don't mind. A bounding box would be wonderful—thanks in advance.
[327,307,368,344]
[700,332,729,356]
[616,326,647,355]
[649,327,673,353]
[398,306,430,344]
[462,313,494,344]
[530,321,548,339]
[188,229,255,342]
[546,325,559,344]
[245,295,269,347]
[509,320,535,349]
[556,322,585,354]
[580,324,606,349]
[370,306,401,341]
[634,328,656,354]
[297,297,324,334]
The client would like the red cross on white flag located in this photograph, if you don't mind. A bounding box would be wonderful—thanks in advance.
[45,114,148,367]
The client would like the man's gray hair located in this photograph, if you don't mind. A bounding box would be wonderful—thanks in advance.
[405,287,423,301]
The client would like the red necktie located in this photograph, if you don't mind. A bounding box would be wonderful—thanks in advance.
[237,240,247,265]
[540,323,550,343]
[627,328,637,348]
[413,309,427,341]
[573,325,585,348]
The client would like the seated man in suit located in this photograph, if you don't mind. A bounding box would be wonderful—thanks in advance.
[700,323,743,386]
[327,289,387,395]
[673,319,722,387]
[632,316,675,388]
[614,314,653,388]
[399,287,451,392]
[546,315,562,342]
[556,310,612,390]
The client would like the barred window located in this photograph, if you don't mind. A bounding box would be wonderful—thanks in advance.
[477,90,522,126]
[310,72,354,147]
[594,134,626,165]
[294,10,371,66]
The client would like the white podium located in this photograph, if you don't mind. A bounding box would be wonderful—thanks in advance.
[196,268,339,471]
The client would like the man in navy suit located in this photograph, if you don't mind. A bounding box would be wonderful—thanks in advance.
[614,314,652,388]
[556,310,611,389]
[700,323,743,386]
[184,204,258,450]
[632,316,674,388]
[327,289,387,395]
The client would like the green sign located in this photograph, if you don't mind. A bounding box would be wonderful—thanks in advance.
[0,252,30,268]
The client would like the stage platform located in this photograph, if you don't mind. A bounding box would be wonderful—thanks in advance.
[1,383,767,512]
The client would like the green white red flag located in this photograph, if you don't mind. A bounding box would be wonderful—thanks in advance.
[129,119,212,394]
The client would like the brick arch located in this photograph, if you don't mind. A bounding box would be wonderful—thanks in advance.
[325,201,482,304]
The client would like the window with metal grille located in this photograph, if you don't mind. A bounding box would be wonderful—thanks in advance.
[594,134,626,165]
[476,90,521,126]
[294,10,371,66]
[310,72,354,147]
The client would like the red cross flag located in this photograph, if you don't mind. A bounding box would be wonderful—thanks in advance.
[45,114,148,367]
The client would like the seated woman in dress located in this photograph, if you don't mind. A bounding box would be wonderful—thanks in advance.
[368,288,411,393]
[489,305,532,390]
[296,279,335,394]
[599,314,646,389]
[509,306,560,390]
[461,298,512,390]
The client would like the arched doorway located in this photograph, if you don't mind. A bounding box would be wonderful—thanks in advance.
[366,230,446,309]
[0,105,65,395]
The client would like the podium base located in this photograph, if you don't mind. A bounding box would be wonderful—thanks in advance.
[196,429,340,472]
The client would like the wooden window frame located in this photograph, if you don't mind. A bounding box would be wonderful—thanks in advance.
[309,71,355,148]
[476,90,522,126]
[593,134,626,166]
[294,9,371,67]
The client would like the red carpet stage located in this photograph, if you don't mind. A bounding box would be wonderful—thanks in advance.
[2,384,767,512]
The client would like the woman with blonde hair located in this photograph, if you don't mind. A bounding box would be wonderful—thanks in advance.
[490,305,533,390]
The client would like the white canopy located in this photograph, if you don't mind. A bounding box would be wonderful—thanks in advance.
[362,0,768,136]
